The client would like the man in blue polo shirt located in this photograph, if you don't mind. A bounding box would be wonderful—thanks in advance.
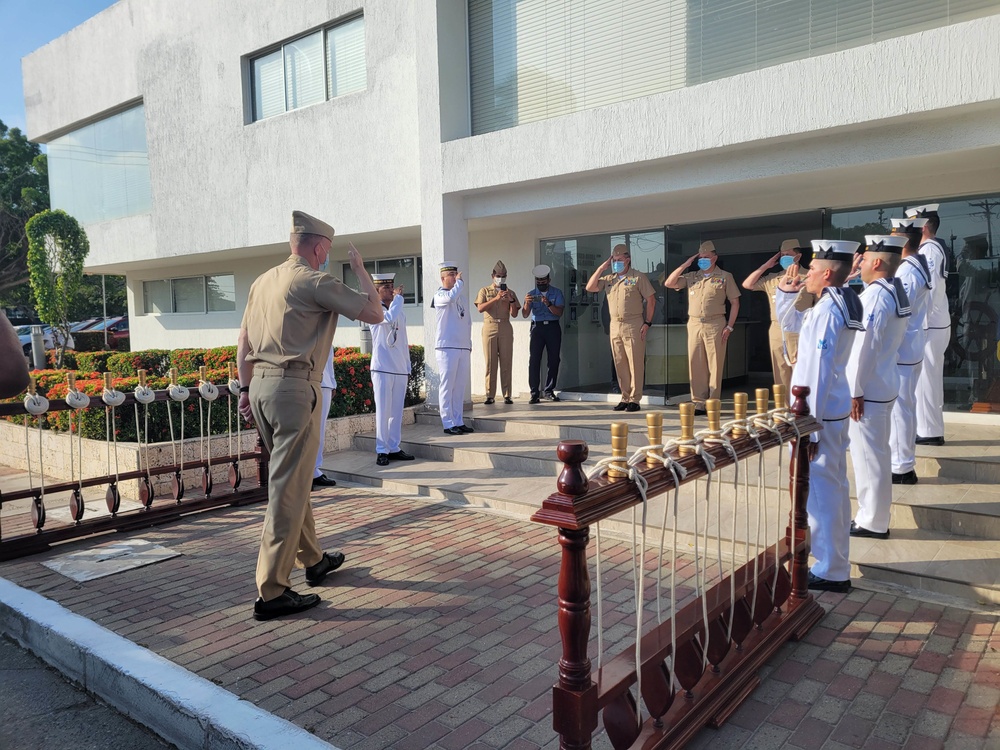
[521,264,565,404]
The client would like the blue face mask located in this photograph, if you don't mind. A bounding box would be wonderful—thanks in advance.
[697,258,712,271]
[779,256,796,270]
[318,258,330,273]
[611,260,625,274]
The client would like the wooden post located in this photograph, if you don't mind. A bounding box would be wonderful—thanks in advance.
[789,385,812,602]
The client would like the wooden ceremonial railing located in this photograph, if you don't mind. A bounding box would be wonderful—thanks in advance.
[0,366,269,561]
[531,385,825,750]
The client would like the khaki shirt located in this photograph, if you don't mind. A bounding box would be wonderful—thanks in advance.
[475,285,515,324]
[242,255,367,373]
[677,269,740,318]
[597,269,656,322]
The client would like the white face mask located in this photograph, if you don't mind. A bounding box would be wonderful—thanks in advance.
[495,277,507,286]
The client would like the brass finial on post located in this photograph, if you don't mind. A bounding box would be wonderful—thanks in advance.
[228,362,236,380]
[103,372,113,390]
[773,383,787,410]
[199,365,207,381]
[169,367,179,386]
[646,412,663,466]
[678,403,695,455]
[755,388,770,418]
[28,374,37,396]
[706,398,721,434]
[609,422,629,479]
[137,369,147,387]
[733,392,747,436]
[66,372,76,390]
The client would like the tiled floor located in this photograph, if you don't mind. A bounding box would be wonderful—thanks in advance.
[2,483,998,749]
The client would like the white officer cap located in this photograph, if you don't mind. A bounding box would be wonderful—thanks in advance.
[890,217,927,231]
[439,261,458,273]
[810,239,859,262]
[371,273,396,285]
[532,264,551,280]
[864,235,906,253]
[905,204,939,218]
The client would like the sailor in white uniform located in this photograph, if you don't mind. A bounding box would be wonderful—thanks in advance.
[888,219,933,485]
[432,261,474,436]
[371,273,415,466]
[777,240,863,593]
[312,346,339,488]
[907,204,950,446]
[846,236,911,540]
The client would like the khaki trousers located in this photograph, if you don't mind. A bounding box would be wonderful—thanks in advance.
[250,374,324,602]
[610,320,646,402]
[482,320,513,400]
[769,322,793,393]
[687,317,727,405]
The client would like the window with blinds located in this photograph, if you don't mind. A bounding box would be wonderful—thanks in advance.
[469,0,1000,135]
[250,14,366,122]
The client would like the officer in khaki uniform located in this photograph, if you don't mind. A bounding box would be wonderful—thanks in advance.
[664,241,741,412]
[741,239,804,392]
[237,210,384,621]
[475,260,519,404]
[586,244,656,412]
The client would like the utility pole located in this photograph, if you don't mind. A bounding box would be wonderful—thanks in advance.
[969,199,998,256]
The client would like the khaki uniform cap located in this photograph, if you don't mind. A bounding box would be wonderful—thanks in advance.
[290,210,335,241]
[492,260,508,276]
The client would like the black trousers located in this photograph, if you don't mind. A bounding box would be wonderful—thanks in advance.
[529,321,562,397]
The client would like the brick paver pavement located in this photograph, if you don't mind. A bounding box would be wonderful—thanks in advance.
[1,484,998,749]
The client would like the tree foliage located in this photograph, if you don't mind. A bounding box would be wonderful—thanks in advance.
[0,120,49,295]
[26,209,90,367]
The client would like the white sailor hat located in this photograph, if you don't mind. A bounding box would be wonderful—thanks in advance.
[904,204,939,218]
[864,235,906,253]
[371,273,396,285]
[439,261,458,273]
[890,217,927,231]
[810,239,859,262]
[532,264,551,279]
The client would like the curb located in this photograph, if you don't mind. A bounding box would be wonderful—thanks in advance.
[0,577,339,750]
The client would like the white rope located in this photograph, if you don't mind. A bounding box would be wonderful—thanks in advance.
[700,430,740,642]
[198,379,219,484]
[742,421,766,624]
[773,409,804,596]
[168,385,190,478]
[102,387,125,488]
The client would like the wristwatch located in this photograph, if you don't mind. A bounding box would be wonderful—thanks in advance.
[643,320,652,326]
[724,325,734,332]
[239,385,250,393]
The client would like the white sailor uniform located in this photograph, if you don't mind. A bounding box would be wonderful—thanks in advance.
[313,348,337,479]
[915,237,950,439]
[433,279,472,430]
[778,286,862,583]
[890,255,932,475]
[371,294,411,454]
[847,279,911,534]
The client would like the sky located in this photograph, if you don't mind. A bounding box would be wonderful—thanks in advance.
[0,0,118,135]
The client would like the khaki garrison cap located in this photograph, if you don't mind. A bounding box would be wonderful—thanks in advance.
[699,240,716,254]
[492,260,508,276]
[290,210,335,241]
[780,239,801,253]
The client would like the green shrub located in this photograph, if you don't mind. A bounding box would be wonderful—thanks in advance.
[73,332,106,352]
[204,346,238,370]
[75,351,115,373]
[46,349,77,369]
[107,349,172,378]
[170,348,207,374]
[406,345,425,407]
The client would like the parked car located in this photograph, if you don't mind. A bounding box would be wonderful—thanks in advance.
[17,325,75,356]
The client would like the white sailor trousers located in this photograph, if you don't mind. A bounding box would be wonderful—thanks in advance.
[916,327,949,438]
[314,386,333,478]
[373,371,408,454]
[850,400,894,534]
[436,348,469,429]
[890,363,922,474]
[808,418,852,583]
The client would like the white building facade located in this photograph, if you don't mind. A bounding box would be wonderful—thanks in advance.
[22,0,1000,416]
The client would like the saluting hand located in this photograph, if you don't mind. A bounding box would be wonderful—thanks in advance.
[766,252,782,268]
[347,241,365,272]
[393,286,404,297]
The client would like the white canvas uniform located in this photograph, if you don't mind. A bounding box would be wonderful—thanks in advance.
[778,286,862,582]
[916,238,950,439]
[432,279,472,429]
[847,279,911,534]
[371,294,411,454]
[890,255,932,474]
[313,348,337,479]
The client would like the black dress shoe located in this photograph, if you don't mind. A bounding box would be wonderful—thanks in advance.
[529,396,540,404]
[694,405,707,415]
[892,470,918,485]
[305,551,345,586]
[543,392,560,402]
[312,474,337,488]
[483,398,495,405]
[850,521,890,539]
[253,588,321,621]
[376,453,390,466]
[387,450,414,461]
[443,427,463,435]
[456,424,475,434]
[625,402,640,412]
[915,435,945,446]
[613,401,628,411]
[504,397,513,405]
[807,573,851,593]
